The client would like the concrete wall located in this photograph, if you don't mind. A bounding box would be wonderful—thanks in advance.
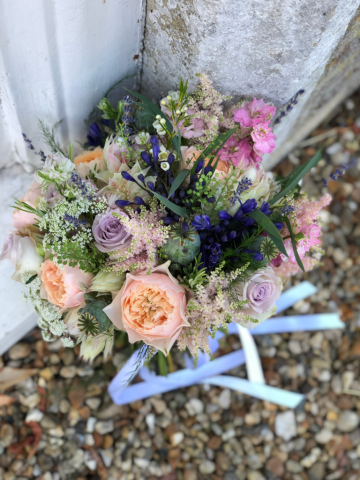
[0,0,144,171]
[140,0,360,168]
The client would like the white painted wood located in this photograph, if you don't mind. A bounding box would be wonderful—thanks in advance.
[0,165,38,355]
[0,0,144,171]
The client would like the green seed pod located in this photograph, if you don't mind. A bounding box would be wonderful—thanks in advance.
[163,227,201,266]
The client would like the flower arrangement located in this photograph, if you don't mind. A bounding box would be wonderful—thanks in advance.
[2,75,331,370]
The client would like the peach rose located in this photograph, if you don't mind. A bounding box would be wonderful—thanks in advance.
[104,261,189,354]
[11,181,42,231]
[181,146,230,181]
[38,259,94,310]
[74,148,105,180]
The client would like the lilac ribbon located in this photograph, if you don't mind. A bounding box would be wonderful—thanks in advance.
[108,281,344,408]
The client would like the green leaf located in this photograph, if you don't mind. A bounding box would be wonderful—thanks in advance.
[284,216,305,272]
[247,209,288,257]
[25,274,38,285]
[152,191,190,218]
[134,108,155,133]
[79,299,112,333]
[158,351,168,376]
[168,169,190,197]
[126,89,182,159]
[270,150,322,205]
[191,128,237,175]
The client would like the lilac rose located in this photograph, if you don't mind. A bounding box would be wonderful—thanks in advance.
[92,207,132,253]
[234,266,282,328]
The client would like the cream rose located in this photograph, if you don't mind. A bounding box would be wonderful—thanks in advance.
[1,233,43,282]
[233,266,282,328]
[38,259,94,310]
[104,261,189,355]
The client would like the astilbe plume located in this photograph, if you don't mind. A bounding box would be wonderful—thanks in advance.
[185,74,231,145]
[177,263,250,357]
[272,194,331,277]
[106,197,170,274]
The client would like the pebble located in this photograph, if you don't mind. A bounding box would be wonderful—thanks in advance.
[85,397,102,410]
[245,412,261,426]
[308,462,326,480]
[146,413,155,436]
[59,366,77,379]
[275,411,297,441]
[218,389,231,409]
[8,342,31,360]
[247,472,266,480]
[25,408,44,423]
[150,397,167,414]
[336,410,359,432]
[199,459,216,474]
[95,420,114,435]
[315,429,333,444]
[285,459,303,473]
[170,432,184,447]
[185,398,204,416]
[0,424,14,447]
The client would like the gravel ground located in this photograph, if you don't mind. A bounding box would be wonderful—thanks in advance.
[1,93,360,480]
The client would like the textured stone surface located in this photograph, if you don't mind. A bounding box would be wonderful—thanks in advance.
[140,0,360,166]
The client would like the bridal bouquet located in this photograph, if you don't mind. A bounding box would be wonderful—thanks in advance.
[1,75,331,366]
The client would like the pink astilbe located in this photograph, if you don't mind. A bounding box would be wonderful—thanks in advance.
[177,264,251,357]
[106,198,170,275]
[272,194,332,278]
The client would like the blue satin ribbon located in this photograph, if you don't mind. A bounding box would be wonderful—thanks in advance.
[108,282,344,408]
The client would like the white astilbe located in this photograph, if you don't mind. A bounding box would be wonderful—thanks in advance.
[177,263,251,357]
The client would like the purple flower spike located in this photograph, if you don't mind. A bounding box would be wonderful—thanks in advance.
[218,211,232,221]
[121,171,136,182]
[134,196,145,205]
[167,153,175,166]
[162,217,173,225]
[195,159,204,174]
[147,181,155,191]
[115,200,131,207]
[243,249,264,261]
[192,215,211,230]
[274,222,284,230]
[241,199,257,214]
[150,136,160,162]
[204,166,212,175]
[141,151,154,168]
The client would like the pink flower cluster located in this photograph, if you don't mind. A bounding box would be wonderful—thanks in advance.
[272,194,332,277]
[219,98,276,168]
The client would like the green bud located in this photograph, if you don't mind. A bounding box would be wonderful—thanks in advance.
[90,270,125,293]
[294,232,305,243]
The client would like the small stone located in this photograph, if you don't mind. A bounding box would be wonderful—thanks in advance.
[183,469,198,480]
[207,435,222,450]
[146,413,155,436]
[85,397,102,410]
[59,366,77,379]
[218,389,231,409]
[309,332,324,350]
[40,415,58,429]
[247,472,266,480]
[39,367,54,381]
[245,412,261,426]
[275,411,297,441]
[150,397,167,414]
[337,410,359,432]
[0,424,14,446]
[8,342,31,360]
[318,370,331,382]
[134,457,150,469]
[308,462,326,480]
[25,408,44,423]
[199,459,216,474]
[185,398,204,416]
[170,432,184,447]
[100,448,114,468]
[84,450,97,471]
[266,457,285,477]
[59,399,71,414]
[315,429,333,444]
[95,420,114,435]
[342,371,355,390]
[285,459,303,473]
[289,340,302,355]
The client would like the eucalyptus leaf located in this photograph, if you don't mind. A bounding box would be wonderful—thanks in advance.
[284,216,305,272]
[247,209,288,257]
[270,150,322,205]
[134,108,155,133]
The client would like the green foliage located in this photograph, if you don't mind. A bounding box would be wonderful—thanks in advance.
[157,351,168,376]
[180,254,208,289]
[98,98,119,120]
[25,274,38,285]
[50,241,106,274]
[284,216,305,272]
[38,119,66,156]
[134,108,156,133]
[247,209,287,257]
[270,150,322,205]
[79,298,112,333]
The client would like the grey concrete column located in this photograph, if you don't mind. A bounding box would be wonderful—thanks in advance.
[140,0,360,168]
